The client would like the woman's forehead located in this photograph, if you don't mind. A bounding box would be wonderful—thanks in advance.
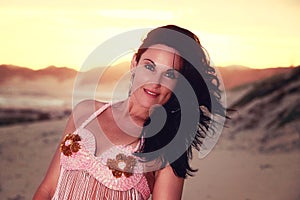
[144,44,180,55]
[139,44,182,70]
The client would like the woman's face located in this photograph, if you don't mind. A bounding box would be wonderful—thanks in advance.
[130,44,182,109]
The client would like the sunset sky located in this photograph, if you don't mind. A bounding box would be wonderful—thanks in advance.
[0,0,299,70]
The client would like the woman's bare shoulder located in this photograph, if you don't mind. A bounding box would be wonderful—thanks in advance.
[74,99,106,110]
[72,100,107,127]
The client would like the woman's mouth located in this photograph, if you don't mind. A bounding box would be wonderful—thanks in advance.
[143,88,159,97]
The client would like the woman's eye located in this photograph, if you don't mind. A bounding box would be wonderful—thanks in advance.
[165,70,176,79]
[144,64,155,71]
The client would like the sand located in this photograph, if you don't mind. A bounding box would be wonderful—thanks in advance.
[0,117,299,200]
[0,119,66,200]
[183,145,300,200]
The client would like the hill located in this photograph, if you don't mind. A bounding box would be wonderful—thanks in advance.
[225,66,300,153]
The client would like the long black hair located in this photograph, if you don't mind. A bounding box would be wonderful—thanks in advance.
[135,25,227,178]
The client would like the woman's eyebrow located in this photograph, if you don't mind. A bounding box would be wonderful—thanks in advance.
[143,58,156,66]
[167,68,180,72]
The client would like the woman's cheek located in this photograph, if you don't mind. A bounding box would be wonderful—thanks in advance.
[131,74,149,92]
[161,79,178,91]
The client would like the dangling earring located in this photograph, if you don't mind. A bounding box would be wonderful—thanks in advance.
[128,69,135,96]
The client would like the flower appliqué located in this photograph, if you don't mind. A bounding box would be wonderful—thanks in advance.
[106,153,137,178]
[60,133,81,156]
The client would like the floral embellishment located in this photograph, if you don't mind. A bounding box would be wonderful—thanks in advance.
[60,133,81,156]
[107,153,137,178]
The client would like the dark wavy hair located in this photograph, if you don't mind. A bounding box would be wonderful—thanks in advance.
[134,25,227,178]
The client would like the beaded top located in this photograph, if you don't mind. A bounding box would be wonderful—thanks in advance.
[52,103,151,200]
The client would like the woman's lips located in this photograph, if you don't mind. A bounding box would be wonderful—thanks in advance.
[143,88,159,97]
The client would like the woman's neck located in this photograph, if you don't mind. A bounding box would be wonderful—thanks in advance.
[117,99,149,127]
[110,99,148,139]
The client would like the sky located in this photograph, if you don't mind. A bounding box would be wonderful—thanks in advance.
[0,0,299,70]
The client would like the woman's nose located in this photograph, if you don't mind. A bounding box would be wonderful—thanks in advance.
[149,73,163,86]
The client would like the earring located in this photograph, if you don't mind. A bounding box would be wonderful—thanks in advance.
[128,70,135,96]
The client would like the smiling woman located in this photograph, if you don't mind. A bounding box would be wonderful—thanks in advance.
[33,25,227,200]
[129,44,182,112]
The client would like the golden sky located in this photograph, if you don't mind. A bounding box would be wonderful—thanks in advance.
[0,0,299,70]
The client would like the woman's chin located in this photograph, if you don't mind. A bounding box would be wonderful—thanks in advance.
[130,94,157,109]
[139,99,159,110]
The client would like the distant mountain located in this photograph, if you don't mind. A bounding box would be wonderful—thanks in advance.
[35,65,77,81]
[226,66,300,153]
[0,64,77,83]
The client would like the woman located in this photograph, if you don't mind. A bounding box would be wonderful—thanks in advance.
[34,25,227,200]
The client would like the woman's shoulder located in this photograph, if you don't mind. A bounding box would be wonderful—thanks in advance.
[74,99,106,110]
[72,100,107,127]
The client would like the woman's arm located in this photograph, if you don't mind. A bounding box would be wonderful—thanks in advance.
[33,100,102,199]
[152,165,184,200]
[33,113,76,199]
[32,147,61,199]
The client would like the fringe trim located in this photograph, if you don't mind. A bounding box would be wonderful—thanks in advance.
[52,169,144,200]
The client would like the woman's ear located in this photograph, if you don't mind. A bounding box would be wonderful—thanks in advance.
[130,54,138,71]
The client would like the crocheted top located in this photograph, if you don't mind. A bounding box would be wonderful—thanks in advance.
[52,103,151,200]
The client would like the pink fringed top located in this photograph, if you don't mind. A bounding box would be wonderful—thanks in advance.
[52,103,151,200]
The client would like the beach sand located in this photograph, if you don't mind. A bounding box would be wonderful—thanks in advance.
[0,119,65,200]
[183,144,300,200]
[0,118,299,200]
